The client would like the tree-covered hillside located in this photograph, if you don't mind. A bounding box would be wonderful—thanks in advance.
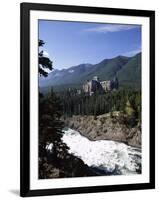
[116,53,141,88]
[39,53,141,90]
[57,88,141,128]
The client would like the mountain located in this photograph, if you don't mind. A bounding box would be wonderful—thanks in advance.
[116,53,141,87]
[39,53,141,90]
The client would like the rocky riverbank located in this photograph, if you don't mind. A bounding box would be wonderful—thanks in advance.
[63,112,141,147]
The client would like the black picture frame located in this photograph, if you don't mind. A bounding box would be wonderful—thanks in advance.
[20,2,155,197]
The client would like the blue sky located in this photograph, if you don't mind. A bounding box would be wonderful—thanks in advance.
[39,20,141,70]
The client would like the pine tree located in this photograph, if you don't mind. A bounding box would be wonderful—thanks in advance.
[125,100,135,116]
[39,39,53,77]
[39,88,64,157]
[125,99,136,127]
[38,40,68,178]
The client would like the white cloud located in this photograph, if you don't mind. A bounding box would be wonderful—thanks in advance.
[84,24,140,33]
[123,48,141,57]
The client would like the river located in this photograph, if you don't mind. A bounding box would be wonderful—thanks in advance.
[62,128,142,175]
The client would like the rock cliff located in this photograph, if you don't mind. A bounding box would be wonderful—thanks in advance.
[63,112,141,147]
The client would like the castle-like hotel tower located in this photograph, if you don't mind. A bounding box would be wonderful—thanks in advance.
[83,76,118,96]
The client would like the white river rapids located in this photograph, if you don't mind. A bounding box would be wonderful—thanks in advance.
[62,128,141,175]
